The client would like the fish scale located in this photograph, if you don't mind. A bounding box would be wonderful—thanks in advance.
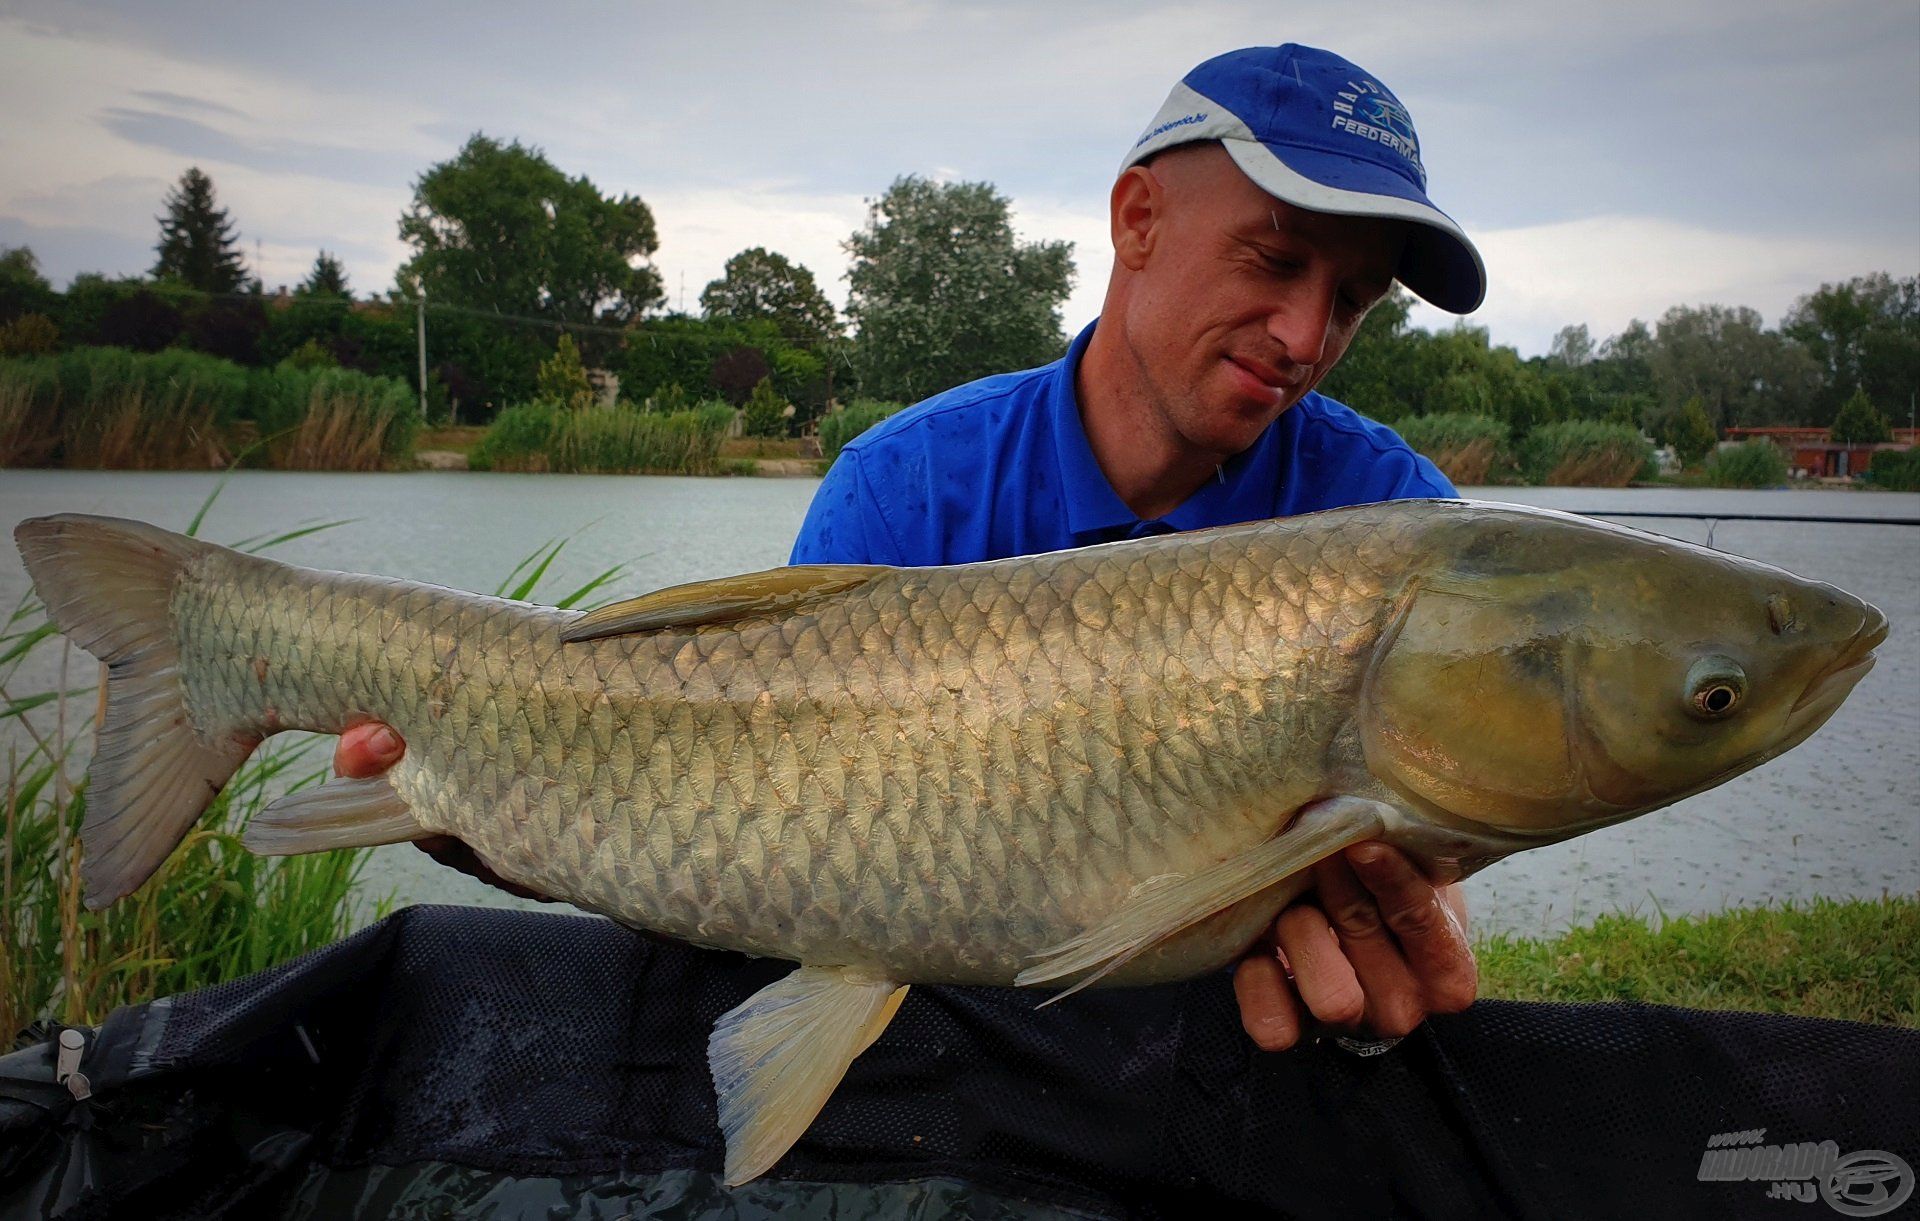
[21,501,1883,1186]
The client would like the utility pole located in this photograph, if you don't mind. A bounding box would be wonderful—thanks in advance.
[416,285,429,423]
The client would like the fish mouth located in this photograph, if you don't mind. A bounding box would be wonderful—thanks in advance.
[1787,603,1889,724]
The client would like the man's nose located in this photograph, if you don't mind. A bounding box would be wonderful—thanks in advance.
[1267,286,1335,368]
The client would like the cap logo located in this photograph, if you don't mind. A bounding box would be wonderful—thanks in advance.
[1134,110,1209,149]
[1329,77,1425,186]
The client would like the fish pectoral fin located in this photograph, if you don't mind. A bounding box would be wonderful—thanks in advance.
[1014,796,1394,1002]
[708,966,908,1187]
[242,775,424,855]
[561,564,895,641]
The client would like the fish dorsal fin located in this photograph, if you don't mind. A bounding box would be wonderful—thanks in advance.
[560,564,893,642]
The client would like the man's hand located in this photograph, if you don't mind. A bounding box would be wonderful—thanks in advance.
[333,722,554,902]
[1232,843,1475,1052]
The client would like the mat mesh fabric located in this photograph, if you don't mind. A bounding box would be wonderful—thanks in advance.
[10,904,1917,1219]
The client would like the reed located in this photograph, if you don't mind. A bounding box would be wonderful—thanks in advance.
[252,367,420,471]
[1520,420,1654,487]
[470,401,736,474]
[1390,413,1512,485]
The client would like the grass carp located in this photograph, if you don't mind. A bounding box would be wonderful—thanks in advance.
[13,499,1886,1184]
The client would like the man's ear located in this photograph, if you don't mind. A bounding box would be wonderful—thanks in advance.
[1110,166,1162,271]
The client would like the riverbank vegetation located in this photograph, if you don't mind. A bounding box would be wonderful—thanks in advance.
[3,151,1913,475]
[467,400,736,474]
[1476,896,1918,1027]
[1867,448,1920,491]
[0,347,418,470]
[1704,438,1792,488]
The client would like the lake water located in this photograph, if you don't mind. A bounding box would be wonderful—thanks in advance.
[2,470,1915,936]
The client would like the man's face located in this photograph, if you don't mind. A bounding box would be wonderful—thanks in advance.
[1114,146,1408,461]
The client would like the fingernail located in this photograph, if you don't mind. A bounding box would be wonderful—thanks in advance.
[1350,844,1388,867]
[370,726,402,757]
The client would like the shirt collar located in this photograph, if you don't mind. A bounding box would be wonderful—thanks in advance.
[1049,319,1286,543]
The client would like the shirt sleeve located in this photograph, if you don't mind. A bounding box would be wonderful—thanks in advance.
[789,448,910,566]
[1383,447,1460,500]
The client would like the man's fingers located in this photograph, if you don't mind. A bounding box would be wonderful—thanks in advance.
[1233,952,1306,1052]
[1273,904,1365,1031]
[1312,851,1429,1038]
[333,722,405,779]
[1345,844,1478,1014]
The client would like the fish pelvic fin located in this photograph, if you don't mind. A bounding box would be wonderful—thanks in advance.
[243,775,424,854]
[12,514,253,909]
[708,965,908,1187]
[1015,796,1394,1002]
[561,564,893,642]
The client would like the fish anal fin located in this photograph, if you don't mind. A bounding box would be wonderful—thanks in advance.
[242,774,423,855]
[562,564,894,642]
[708,966,907,1186]
[1015,796,1394,1001]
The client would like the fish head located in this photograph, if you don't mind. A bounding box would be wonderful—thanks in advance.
[1360,505,1888,842]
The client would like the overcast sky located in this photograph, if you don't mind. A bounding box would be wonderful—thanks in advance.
[2,1,1916,356]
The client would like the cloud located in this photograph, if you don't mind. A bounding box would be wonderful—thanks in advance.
[131,89,245,120]
[96,108,426,188]
[1409,214,1918,355]
[1,2,1914,356]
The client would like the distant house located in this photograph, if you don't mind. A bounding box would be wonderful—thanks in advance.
[1723,426,1918,479]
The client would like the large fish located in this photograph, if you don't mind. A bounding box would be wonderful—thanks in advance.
[14,501,1886,1183]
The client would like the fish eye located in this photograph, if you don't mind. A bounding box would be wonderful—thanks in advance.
[1686,656,1747,720]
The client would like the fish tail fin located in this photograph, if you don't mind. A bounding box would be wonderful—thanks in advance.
[14,514,256,909]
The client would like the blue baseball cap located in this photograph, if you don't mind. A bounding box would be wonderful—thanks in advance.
[1123,45,1486,314]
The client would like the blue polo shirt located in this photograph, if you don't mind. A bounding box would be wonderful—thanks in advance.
[791,321,1454,567]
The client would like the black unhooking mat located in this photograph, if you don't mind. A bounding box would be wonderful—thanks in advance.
[1,904,1914,1220]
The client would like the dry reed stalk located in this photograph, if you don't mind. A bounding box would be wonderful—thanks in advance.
[1429,437,1498,485]
[1547,450,1641,487]
[271,390,393,470]
[0,382,59,467]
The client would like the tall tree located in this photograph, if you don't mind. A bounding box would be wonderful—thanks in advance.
[845,176,1073,402]
[0,245,54,323]
[1547,323,1595,367]
[152,167,249,293]
[297,250,352,298]
[700,247,839,347]
[1648,304,1818,431]
[1782,273,1920,424]
[397,134,662,326]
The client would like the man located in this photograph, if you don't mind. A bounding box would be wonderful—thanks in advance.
[337,44,1481,1058]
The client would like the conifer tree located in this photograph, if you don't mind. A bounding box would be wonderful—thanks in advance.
[152,167,249,293]
[297,250,351,298]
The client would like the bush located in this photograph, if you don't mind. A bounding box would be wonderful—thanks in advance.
[280,337,339,370]
[1702,440,1790,488]
[536,334,596,410]
[1521,420,1653,486]
[741,377,790,438]
[1390,413,1512,485]
[0,312,59,357]
[819,399,903,460]
[470,401,735,474]
[1865,447,1920,491]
